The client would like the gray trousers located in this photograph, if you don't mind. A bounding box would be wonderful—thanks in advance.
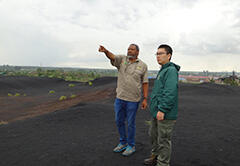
[149,119,176,166]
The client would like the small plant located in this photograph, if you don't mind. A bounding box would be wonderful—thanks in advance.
[23,94,27,96]
[59,96,67,101]
[223,78,239,86]
[70,94,77,98]
[145,120,152,126]
[15,93,20,97]
[49,90,55,94]
[8,93,13,96]
[68,83,75,87]
[210,78,215,83]
[0,121,8,125]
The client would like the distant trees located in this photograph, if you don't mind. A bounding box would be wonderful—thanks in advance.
[7,68,106,82]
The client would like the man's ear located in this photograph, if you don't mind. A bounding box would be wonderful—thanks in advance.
[167,54,171,61]
[136,51,139,56]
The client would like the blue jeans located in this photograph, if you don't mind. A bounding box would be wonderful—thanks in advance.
[114,98,140,147]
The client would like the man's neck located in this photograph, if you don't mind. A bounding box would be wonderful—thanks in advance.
[161,61,170,66]
[127,57,138,63]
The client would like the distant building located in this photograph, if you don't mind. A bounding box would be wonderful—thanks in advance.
[179,75,210,83]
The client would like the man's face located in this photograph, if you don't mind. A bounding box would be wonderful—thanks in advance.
[127,45,139,58]
[156,48,171,65]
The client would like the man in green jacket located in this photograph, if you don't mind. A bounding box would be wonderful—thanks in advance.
[144,44,180,166]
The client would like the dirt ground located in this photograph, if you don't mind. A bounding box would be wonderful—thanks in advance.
[0,76,239,166]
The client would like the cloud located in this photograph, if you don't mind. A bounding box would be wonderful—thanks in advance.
[0,11,69,66]
[0,0,240,71]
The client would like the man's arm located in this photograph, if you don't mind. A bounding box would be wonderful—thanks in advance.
[141,82,149,109]
[142,83,149,99]
[99,45,115,61]
[156,68,178,120]
[141,66,149,110]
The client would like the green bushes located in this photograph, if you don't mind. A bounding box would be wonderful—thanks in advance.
[0,121,8,125]
[223,78,239,86]
[49,90,55,94]
[1,68,101,82]
[8,93,27,97]
[68,84,75,87]
[70,94,77,98]
[59,96,67,101]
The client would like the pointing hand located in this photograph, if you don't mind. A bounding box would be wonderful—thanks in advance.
[99,45,107,53]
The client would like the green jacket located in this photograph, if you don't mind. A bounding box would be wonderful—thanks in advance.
[150,62,180,120]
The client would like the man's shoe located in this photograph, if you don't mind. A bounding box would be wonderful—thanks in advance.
[113,143,128,153]
[144,154,157,165]
[122,145,136,156]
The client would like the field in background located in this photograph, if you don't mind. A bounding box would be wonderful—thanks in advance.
[0,65,240,85]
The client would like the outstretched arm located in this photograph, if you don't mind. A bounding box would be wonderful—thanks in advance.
[98,45,115,61]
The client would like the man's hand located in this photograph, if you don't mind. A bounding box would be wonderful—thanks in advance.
[141,99,147,110]
[98,45,115,60]
[156,111,164,121]
[99,45,107,53]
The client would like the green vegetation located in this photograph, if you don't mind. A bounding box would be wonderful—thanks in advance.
[223,78,239,86]
[8,93,27,97]
[210,78,215,83]
[88,81,93,86]
[0,121,8,125]
[8,93,13,96]
[49,90,55,94]
[0,66,118,82]
[145,120,151,126]
[68,83,75,87]
[1,65,239,85]
[14,93,20,97]
[59,96,67,101]
[70,94,77,98]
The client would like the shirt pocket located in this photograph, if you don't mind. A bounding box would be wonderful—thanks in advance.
[133,69,143,81]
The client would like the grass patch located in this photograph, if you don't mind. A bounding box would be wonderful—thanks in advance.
[14,93,20,97]
[88,81,93,86]
[70,94,77,98]
[0,121,8,125]
[59,96,67,101]
[145,120,152,126]
[49,90,55,94]
[68,83,75,87]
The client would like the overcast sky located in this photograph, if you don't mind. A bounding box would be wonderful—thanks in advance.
[0,0,240,71]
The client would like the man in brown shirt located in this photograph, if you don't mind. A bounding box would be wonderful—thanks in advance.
[99,44,149,156]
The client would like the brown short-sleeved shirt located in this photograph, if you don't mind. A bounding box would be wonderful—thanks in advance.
[111,55,148,102]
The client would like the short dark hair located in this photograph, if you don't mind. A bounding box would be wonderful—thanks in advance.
[130,44,139,51]
[158,44,173,60]
[158,44,173,55]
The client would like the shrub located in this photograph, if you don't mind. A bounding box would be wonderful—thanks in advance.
[15,93,20,97]
[0,121,8,125]
[68,84,75,87]
[59,96,67,101]
[70,94,77,98]
[145,120,152,126]
[49,90,55,94]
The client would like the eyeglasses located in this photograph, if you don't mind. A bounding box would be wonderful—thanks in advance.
[154,52,167,56]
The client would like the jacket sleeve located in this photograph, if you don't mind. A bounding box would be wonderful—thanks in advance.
[157,68,178,113]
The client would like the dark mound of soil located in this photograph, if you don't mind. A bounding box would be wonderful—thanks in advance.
[0,76,240,166]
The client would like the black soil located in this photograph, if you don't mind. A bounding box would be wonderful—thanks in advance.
[0,76,239,166]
